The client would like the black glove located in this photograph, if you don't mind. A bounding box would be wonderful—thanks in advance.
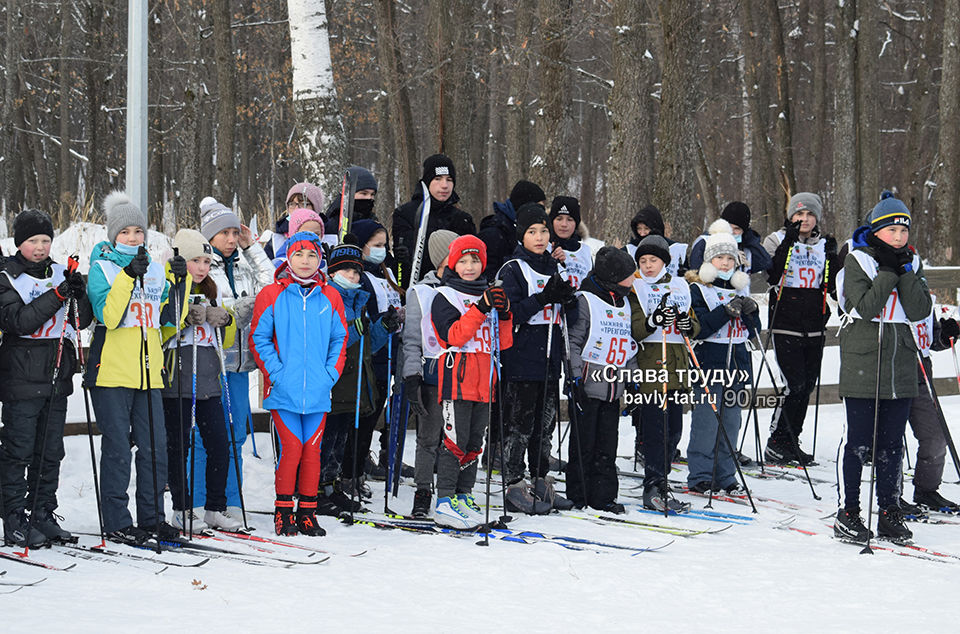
[537,273,575,306]
[393,244,410,264]
[783,219,802,246]
[60,270,85,300]
[123,248,150,280]
[941,318,960,343]
[724,299,742,319]
[381,305,403,332]
[739,297,759,315]
[647,303,678,329]
[895,247,914,275]
[866,233,899,272]
[169,254,187,281]
[478,286,509,314]
[823,235,838,259]
[675,310,694,334]
[404,375,427,419]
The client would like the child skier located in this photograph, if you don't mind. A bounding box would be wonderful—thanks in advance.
[565,247,638,513]
[628,235,700,511]
[402,230,458,516]
[316,239,394,516]
[430,235,512,528]
[549,196,593,288]
[624,205,688,277]
[833,196,931,544]
[762,193,840,465]
[0,209,93,546]
[249,231,348,536]
[685,220,760,494]
[498,203,577,514]
[85,192,188,544]
[160,229,241,532]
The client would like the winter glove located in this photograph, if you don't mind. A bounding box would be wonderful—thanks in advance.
[675,310,694,335]
[169,254,188,281]
[233,295,256,329]
[478,286,510,314]
[782,219,802,246]
[895,247,914,275]
[393,244,411,264]
[186,303,207,326]
[738,297,759,315]
[537,273,575,306]
[354,311,371,336]
[381,305,403,333]
[647,303,678,329]
[823,235,838,259]
[866,233,900,272]
[941,318,960,343]
[404,375,428,419]
[724,300,742,319]
[123,248,150,280]
[206,306,231,328]
[67,270,85,299]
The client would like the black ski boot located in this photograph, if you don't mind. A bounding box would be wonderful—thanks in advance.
[833,508,872,544]
[296,496,326,536]
[31,510,76,543]
[412,489,432,518]
[107,525,150,546]
[316,483,344,517]
[763,438,796,465]
[914,489,960,513]
[330,480,364,513]
[878,506,913,544]
[274,495,297,536]
[897,497,925,518]
[3,510,47,548]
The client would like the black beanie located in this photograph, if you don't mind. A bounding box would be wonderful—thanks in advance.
[594,246,637,284]
[14,208,54,247]
[328,234,364,275]
[549,196,581,226]
[634,235,671,265]
[721,201,751,231]
[515,203,549,241]
[509,180,546,209]
[630,205,665,238]
[422,154,456,185]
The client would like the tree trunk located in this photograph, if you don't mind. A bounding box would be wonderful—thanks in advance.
[936,0,960,264]
[856,0,880,216]
[764,0,796,202]
[58,0,74,223]
[505,0,535,186]
[529,0,573,198]
[832,0,859,236]
[652,0,700,240]
[809,0,828,192]
[375,0,418,201]
[2,0,21,217]
[179,0,202,226]
[603,0,654,242]
[82,1,105,209]
[213,0,236,203]
[287,0,346,196]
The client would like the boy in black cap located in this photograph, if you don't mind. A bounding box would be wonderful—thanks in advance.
[392,154,476,287]
[549,196,593,288]
[0,209,93,546]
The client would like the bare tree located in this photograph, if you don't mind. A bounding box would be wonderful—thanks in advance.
[936,0,960,264]
[213,0,237,203]
[832,0,859,236]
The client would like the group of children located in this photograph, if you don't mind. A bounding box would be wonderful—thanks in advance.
[0,152,957,546]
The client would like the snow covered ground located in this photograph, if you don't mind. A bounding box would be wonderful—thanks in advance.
[3,398,960,632]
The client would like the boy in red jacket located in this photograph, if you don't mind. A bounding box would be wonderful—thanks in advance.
[430,236,512,529]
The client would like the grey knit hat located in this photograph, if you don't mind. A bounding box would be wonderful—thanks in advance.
[634,235,671,265]
[104,191,148,245]
[703,219,739,263]
[786,192,823,223]
[428,230,458,268]
[173,228,213,262]
[199,197,242,240]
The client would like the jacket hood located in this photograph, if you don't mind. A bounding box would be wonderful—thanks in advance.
[492,200,517,224]
[851,225,872,249]
[90,240,145,267]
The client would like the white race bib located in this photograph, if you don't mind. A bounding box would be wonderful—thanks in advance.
[632,275,692,344]
[366,269,403,313]
[561,243,593,289]
[4,264,76,341]
[435,287,495,354]
[95,259,166,329]
[837,250,918,325]
[512,259,562,326]
[580,293,636,367]
[695,282,749,344]
[411,284,444,360]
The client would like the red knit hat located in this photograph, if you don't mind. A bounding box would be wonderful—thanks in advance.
[448,235,487,272]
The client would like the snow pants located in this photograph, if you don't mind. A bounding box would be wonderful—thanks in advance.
[640,395,684,489]
[769,333,824,448]
[343,378,388,480]
[908,358,949,493]
[501,380,556,485]
[163,396,229,512]
[414,384,444,491]
[687,396,741,490]
[842,397,910,510]
[0,395,68,516]
[191,371,249,508]
[565,396,620,508]
[272,409,326,498]
[436,399,488,499]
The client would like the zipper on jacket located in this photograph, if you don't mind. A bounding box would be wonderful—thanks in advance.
[302,289,308,414]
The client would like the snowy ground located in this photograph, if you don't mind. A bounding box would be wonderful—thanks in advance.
[3,397,960,632]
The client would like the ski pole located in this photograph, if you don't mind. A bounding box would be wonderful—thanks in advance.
[861,313,885,555]
[477,310,500,547]
[682,334,758,513]
[348,328,366,525]
[706,321,737,509]
[171,248,187,534]
[214,326,249,530]
[134,248,163,553]
[532,303,557,497]
[559,311,589,510]
[71,281,106,548]
[660,316,670,518]
[383,335,397,513]
[812,258,831,455]
[188,317,198,539]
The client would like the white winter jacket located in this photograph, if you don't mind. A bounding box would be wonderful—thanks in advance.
[208,243,275,372]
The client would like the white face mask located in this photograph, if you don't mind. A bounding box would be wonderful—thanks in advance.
[365,246,387,264]
[333,272,361,289]
[639,271,665,284]
[716,268,734,281]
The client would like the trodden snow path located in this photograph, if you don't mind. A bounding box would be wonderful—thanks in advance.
[2,400,959,631]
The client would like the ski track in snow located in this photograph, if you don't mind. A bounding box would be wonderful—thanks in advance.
[2,401,959,631]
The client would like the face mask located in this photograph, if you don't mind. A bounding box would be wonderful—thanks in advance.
[734,234,742,243]
[333,272,361,290]
[365,247,387,264]
[353,199,375,219]
[639,271,664,285]
[115,242,141,256]
[716,268,734,281]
